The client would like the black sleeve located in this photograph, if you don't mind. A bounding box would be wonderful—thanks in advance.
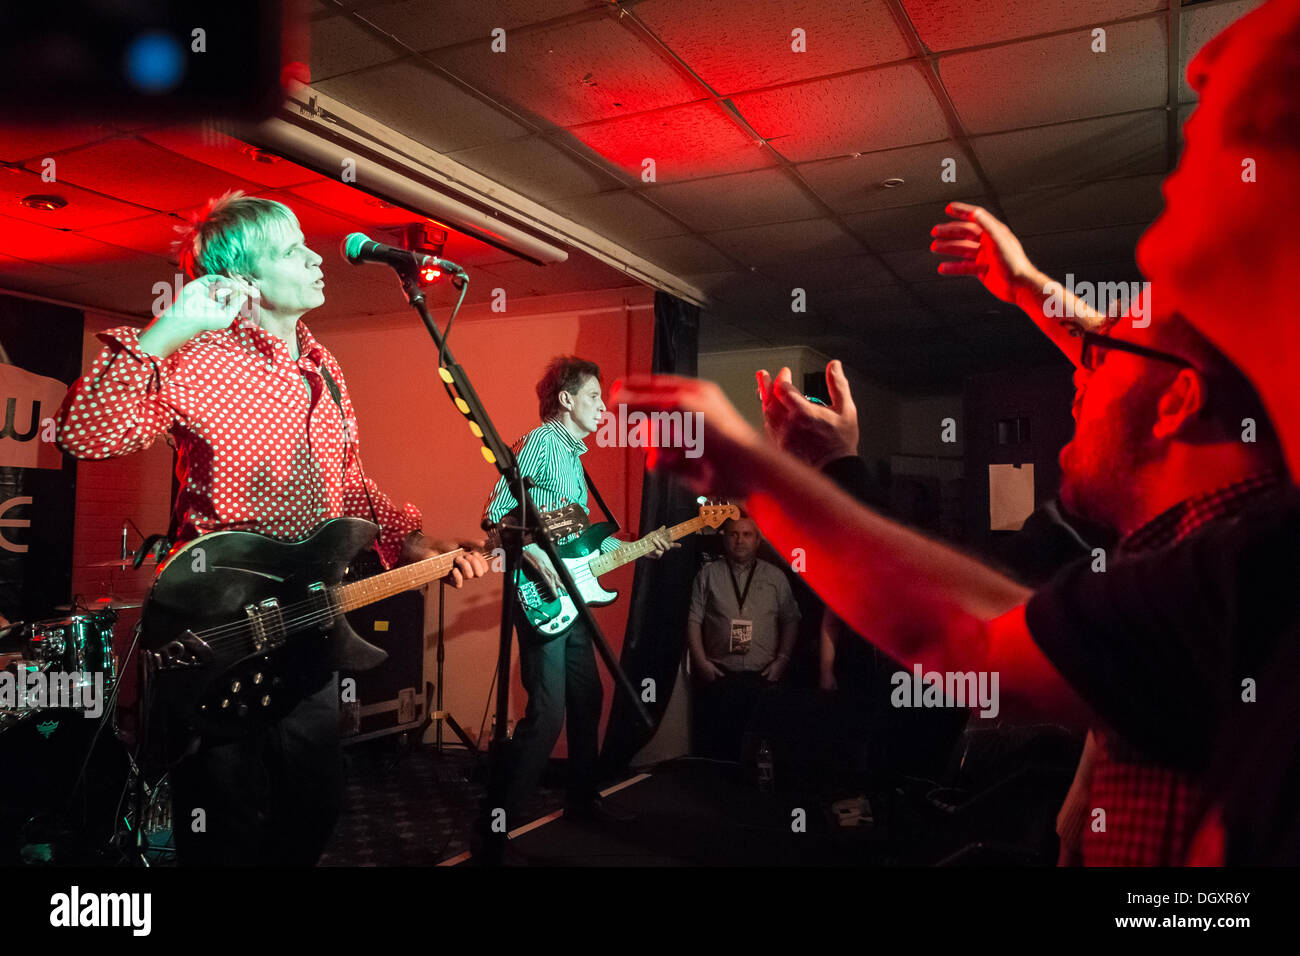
[822,455,890,512]
[1025,498,1300,772]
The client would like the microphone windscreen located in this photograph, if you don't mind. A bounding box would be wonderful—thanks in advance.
[340,233,371,264]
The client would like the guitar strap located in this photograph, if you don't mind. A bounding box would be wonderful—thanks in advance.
[583,466,619,534]
[320,364,381,527]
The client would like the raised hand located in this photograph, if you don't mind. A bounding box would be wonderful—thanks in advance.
[610,375,766,499]
[139,274,261,359]
[929,201,1043,304]
[756,359,858,469]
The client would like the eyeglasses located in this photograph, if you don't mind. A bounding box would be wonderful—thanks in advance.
[1080,331,1196,373]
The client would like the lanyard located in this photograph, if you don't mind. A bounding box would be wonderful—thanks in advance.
[727,561,756,614]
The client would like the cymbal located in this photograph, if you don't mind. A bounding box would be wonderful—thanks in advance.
[87,555,158,569]
[54,597,143,611]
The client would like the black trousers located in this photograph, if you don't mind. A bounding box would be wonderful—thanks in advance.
[692,670,774,762]
[499,613,603,824]
[170,677,341,866]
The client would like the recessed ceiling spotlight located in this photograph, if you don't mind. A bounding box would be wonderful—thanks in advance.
[20,194,67,211]
[881,177,905,188]
[239,144,281,164]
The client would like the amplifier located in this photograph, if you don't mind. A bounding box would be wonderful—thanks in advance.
[340,585,427,744]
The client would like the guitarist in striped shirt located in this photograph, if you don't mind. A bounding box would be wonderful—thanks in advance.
[484,356,674,829]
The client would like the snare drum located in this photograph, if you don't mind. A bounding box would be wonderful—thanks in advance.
[28,612,118,687]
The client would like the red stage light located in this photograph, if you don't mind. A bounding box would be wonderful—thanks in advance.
[420,266,442,284]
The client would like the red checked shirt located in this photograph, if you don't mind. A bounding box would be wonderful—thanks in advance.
[1076,470,1286,866]
[56,317,422,568]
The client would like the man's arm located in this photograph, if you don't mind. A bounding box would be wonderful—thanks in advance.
[686,572,724,681]
[930,202,1108,367]
[613,375,1089,724]
[57,275,256,460]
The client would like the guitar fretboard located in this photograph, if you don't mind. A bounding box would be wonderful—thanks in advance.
[335,550,465,612]
[588,517,709,576]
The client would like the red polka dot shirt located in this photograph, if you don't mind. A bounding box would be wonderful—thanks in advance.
[56,317,422,569]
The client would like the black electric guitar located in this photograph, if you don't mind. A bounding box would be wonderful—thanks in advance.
[140,517,464,739]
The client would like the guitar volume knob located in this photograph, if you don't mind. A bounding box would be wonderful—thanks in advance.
[261,695,271,707]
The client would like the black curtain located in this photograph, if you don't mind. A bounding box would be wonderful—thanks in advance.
[600,291,701,775]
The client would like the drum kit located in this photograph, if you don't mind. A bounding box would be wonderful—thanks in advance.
[0,544,173,865]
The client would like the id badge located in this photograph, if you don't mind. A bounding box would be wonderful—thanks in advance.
[729,619,754,655]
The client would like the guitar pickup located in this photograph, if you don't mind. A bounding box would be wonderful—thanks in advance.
[245,598,286,652]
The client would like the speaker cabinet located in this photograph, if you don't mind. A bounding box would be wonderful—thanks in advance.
[340,587,426,743]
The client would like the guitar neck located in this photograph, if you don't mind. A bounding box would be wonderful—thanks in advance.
[589,517,707,575]
[334,549,465,612]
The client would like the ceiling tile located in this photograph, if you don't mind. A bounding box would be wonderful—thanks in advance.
[446,136,615,203]
[139,127,322,189]
[0,123,118,164]
[881,247,947,282]
[0,216,177,312]
[1179,0,1264,101]
[733,63,949,162]
[1022,223,1148,271]
[767,254,895,291]
[78,213,192,259]
[903,0,1164,53]
[0,252,87,289]
[843,196,985,252]
[972,110,1167,191]
[286,178,434,228]
[1,166,152,230]
[352,0,606,53]
[1002,174,1165,236]
[706,218,864,266]
[544,190,688,243]
[314,60,531,152]
[941,18,1168,135]
[630,234,737,273]
[796,140,972,215]
[570,101,778,182]
[642,168,824,231]
[310,13,406,81]
[432,17,702,128]
[31,138,266,214]
[909,278,1009,313]
[634,0,910,94]
[816,281,921,314]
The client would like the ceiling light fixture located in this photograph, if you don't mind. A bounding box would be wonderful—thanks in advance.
[20,194,68,211]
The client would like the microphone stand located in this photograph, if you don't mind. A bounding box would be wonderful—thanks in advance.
[387,261,653,865]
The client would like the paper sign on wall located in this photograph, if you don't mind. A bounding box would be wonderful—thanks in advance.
[989,463,1035,531]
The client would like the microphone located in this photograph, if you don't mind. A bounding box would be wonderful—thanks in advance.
[340,233,465,276]
[121,522,129,562]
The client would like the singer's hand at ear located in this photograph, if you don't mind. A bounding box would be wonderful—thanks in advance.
[138,275,260,359]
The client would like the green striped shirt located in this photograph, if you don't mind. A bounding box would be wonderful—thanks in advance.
[485,419,621,554]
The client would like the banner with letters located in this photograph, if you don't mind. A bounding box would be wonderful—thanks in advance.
[0,294,82,621]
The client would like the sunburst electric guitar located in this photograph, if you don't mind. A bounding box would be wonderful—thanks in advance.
[516,502,739,641]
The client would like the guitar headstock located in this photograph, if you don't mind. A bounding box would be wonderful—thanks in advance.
[697,499,741,529]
